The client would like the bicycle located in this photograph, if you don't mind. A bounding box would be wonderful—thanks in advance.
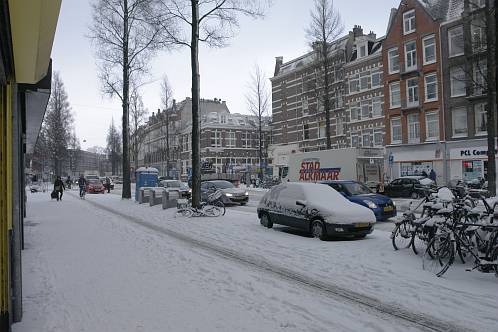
[176,192,224,218]
[79,186,86,199]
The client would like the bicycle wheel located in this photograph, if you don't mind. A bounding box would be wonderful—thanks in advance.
[411,225,426,255]
[423,234,454,277]
[213,200,225,215]
[177,208,193,218]
[391,222,413,251]
[203,205,222,217]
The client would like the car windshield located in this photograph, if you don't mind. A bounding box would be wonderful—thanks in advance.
[210,181,234,189]
[342,182,372,195]
[88,180,100,184]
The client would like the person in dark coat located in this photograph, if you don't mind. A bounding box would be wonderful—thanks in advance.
[78,175,87,198]
[105,177,111,193]
[53,176,65,201]
[421,170,428,178]
[429,169,437,184]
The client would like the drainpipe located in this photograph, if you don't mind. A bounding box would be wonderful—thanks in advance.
[438,23,448,184]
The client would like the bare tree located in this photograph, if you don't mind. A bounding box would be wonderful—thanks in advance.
[157,0,271,207]
[306,0,343,149]
[160,75,174,177]
[89,0,171,199]
[106,118,122,175]
[43,72,75,177]
[246,64,270,181]
[129,87,149,172]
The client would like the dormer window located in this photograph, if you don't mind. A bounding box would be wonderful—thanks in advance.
[403,9,416,35]
[359,44,367,58]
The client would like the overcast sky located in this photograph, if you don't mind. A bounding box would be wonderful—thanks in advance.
[51,0,399,150]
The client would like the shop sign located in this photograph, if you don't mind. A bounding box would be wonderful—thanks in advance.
[450,147,491,159]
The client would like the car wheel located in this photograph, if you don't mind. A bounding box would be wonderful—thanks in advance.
[311,219,326,240]
[410,192,419,199]
[260,213,273,228]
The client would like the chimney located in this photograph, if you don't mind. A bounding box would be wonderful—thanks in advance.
[274,56,283,76]
[353,25,363,37]
[173,99,176,110]
[368,31,376,40]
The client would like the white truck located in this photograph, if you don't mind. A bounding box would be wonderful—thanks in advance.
[279,148,384,187]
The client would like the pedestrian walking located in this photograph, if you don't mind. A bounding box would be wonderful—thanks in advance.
[105,176,111,193]
[53,176,65,201]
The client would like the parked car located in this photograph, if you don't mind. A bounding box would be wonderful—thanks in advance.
[113,176,123,184]
[159,179,190,198]
[201,180,248,205]
[321,180,396,221]
[86,179,106,194]
[383,176,435,199]
[257,182,376,240]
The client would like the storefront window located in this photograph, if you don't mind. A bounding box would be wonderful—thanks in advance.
[400,162,433,177]
[462,160,484,181]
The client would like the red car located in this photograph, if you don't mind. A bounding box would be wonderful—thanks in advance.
[86,179,106,194]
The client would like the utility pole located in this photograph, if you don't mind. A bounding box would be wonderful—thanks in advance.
[485,0,496,196]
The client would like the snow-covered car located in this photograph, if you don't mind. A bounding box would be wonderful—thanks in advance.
[86,179,105,194]
[257,182,376,240]
[201,180,249,205]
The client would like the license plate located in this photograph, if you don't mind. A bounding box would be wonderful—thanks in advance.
[384,206,394,212]
[355,223,370,228]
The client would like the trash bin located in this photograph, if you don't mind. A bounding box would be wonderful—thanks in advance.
[135,167,159,201]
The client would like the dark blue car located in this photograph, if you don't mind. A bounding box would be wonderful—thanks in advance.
[321,180,396,221]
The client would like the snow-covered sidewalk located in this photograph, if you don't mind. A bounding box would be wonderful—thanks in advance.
[13,190,431,332]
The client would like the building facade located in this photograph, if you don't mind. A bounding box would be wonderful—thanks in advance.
[383,0,446,183]
[138,98,271,179]
[440,0,496,182]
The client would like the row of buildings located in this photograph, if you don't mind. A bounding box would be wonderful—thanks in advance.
[134,97,271,180]
[270,0,494,185]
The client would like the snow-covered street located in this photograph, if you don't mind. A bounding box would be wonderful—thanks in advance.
[13,190,498,332]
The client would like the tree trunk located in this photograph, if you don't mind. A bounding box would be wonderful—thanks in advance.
[166,112,170,178]
[190,0,201,208]
[259,115,263,181]
[486,0,496,196]
[122,0,131,199]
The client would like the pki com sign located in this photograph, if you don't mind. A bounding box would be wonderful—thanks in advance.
[299,159,341,181]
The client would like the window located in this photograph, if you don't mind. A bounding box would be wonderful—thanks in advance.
[374,130,383,146]
[336,117,344,136]
[406,78,419,107]
[211,130,222,147]
[452,107,468,137]
[391,117,402,144]
[423,34,436,64]
[361,101,370,118]
[303,124,310,140]
[450,67,466,97]
[318,121,326,138]
[220,114,227,124]
[405,40,417,71]
[351,133,359,147]
[227,132,236,147]
[242,131,250,148]
[349,74,359,93]
[471,19,486,51]
[371,72,382,88]
[362,133,371,147]
[350,103,360,121]
[474,61,487,95]
[425,111,439,141]
[372,97,383,117]
[389,82,401,108]
[448,26,464,57]
[407,113,420,143]
[359,44,367,58]
[388,48,399,74]
[424,73,438,102]
[475,103,487,135]
[403,9,416,34]
[360,72,369,91]
[302,97,309,111]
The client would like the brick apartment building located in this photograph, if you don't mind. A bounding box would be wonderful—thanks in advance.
[269,26,387,178]
[138,98,271,179]
[439,0,496,183]
[383,0,446,183]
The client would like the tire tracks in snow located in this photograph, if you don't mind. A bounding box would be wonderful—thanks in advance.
[77,194,471,332]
